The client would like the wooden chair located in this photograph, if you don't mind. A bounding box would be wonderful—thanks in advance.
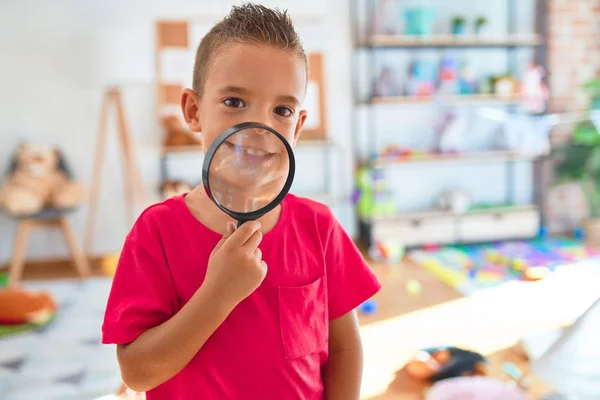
[7,208,91,286]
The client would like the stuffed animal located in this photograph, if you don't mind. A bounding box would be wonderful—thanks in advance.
[0,144,86,216]
[0,286,57,326]
[161,114,201,149]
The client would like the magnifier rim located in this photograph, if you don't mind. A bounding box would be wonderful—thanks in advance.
[201,121,296,222]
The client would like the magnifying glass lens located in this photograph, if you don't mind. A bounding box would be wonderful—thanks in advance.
[206,126,291,214]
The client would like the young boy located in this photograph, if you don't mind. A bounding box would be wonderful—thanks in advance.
[102,3,381,399]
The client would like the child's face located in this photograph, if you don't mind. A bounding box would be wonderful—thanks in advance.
[182,44,308,150]
[181,44,307,203]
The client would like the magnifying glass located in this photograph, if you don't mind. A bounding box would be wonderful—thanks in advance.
[202,122,295,227]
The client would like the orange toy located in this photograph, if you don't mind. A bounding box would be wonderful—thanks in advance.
[0,287,57,326]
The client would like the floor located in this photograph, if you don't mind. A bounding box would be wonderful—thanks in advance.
[4,253,600,399]
[358,258,600,399]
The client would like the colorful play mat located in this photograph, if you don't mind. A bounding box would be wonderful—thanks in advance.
[408,237,600,295]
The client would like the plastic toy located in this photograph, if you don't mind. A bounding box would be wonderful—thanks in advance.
[353,166,396,219]
[373,66,403,97]
[458,63,478,95]
[406,60,437,97]
[437,56,460,95]
[520,62,549,114]
[369,240,404,263]
[405,346,487,383]
[403,7,436,36]
[406,279,422,295]
[358,299,377,315]
[574,227,585,240]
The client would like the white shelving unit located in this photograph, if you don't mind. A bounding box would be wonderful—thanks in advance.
[350,0,549,248]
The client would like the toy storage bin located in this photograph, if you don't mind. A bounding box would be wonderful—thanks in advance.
[371,211,455,247]
[456,206,540,243]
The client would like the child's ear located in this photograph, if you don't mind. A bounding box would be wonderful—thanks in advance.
[293,110,308,145]
[181,89,202,132]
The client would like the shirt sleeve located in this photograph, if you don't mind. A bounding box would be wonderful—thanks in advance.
[102,217,180,345]
[325,215,381,320]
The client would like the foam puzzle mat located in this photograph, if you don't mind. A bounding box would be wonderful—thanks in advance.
[0,277,121,400]
[408,237,600,295]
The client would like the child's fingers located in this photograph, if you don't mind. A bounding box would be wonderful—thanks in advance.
[225,220,261,248]
[243,230,263,252]
[214,221,237,251]
[254,247,262,260]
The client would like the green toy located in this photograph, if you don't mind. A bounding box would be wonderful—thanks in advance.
[353,166,396,219]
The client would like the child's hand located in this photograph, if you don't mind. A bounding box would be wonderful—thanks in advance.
[203,220,267,310]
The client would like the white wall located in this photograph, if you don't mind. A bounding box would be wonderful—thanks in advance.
[0,0,355,263]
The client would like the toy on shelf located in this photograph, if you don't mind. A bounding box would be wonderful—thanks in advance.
[379,145,416,160]
[161,114,201,149]
[369,0,396,35]
[0,144,86,216]
[519,63,550,114]
[403,7,436,36]
[352,166,396,219]
[493,75,519,98]
[437,188,471,214]
[406,60,437,97]
[434,109,470,154]
[437,56,460,95]
[373,66,403,98]
[458,63,478,95]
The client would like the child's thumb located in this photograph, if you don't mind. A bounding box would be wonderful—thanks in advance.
[215,222,236,251]
[226,221,236,236]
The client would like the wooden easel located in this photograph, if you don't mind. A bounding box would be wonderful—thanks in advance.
[84,87,146,256]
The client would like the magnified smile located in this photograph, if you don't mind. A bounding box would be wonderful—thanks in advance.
[225,141,276,166]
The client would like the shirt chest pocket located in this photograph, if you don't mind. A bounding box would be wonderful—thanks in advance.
[278,276,328,359]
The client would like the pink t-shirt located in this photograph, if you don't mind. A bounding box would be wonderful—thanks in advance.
[102,193,381,399]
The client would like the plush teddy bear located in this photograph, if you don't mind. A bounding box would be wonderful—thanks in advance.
[161,114,201,149]
[0,144,87,216]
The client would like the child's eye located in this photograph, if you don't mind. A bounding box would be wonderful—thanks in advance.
[274,106,293,117]
[223,98,245,108]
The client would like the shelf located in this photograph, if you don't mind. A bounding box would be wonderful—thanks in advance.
[161,139,336,156]
[363,93,521,106]
[370,150,541,168]
[357,34,542,49]
[366,204,539,223]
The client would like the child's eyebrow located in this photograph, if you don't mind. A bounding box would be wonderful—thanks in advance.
[218,85,301,107]
[217,85,248,96]
[276,95,301,107]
